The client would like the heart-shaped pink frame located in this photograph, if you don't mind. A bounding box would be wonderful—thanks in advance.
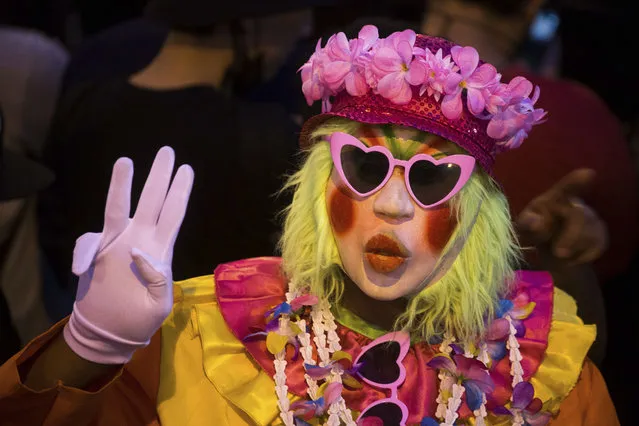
[329,132,475,209]
[354,331,411,426]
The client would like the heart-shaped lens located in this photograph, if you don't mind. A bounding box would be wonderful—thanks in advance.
[359,402,405,425]
[340,145,389,195]
[357,341,401,385]
[408,160,461,206]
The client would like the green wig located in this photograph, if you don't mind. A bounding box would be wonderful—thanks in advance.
[279,118,521,343]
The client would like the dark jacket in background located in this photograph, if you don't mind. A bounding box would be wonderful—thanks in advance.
[39,78,298,289]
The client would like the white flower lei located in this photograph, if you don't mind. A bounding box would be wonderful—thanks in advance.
[272,289,528,426]
[281,291,356,426]
[505,315,524,386]
[505,314,525,426]
[435,334,456,419]
[434,336,489,426]
[273,315,295,426]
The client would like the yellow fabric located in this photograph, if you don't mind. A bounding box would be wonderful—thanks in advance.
[158,275,280,426]
[530,287,596,414]
[158,276,595,426]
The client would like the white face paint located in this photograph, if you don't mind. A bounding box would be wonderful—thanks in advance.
[326,124,460,301]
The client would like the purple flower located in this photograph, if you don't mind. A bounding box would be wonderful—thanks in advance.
[506,76,535,103]
[484,76,533,115]
[323,26,378,96]
[483,318,511,361]
[493,382,552,426]
[487,85,547,149]
[369,29,426,104]
[484,82,508,115]
[442,46,499,119]
[290,382,343,420]
[303,363,334,380]
[303,351,363,388]
[243,328,301,359]
[428,354,495,411]
[483,294,536,362]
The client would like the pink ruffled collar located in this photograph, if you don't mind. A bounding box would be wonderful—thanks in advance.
[214,257,553,423]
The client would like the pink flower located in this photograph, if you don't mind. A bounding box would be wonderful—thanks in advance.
[505,76,534,102]
[322,26,379,96]
[484,82,509,115]
[289,293,319,311]
[442,46,499,119]
[415,47,458,102]
[299,39,330,108]
[487,86,547,149]
[485,76,534,115]
[377,29,415,49]
[369,29,426,104]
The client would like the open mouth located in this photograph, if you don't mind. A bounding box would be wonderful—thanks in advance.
[364,234,411,274]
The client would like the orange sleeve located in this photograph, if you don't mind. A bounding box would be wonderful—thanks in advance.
[551,359,619,426]
[0,318,162,426]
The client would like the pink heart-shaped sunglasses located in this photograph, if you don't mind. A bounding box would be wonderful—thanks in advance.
[329,132,475,209]
[354,331,410,425]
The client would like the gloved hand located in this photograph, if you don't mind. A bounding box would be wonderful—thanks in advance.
[63,146,194,364]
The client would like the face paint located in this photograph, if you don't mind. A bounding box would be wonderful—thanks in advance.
[358,126,385,147]
[328,184,355,236]
[327,124,464,301]
[425,204,457,253]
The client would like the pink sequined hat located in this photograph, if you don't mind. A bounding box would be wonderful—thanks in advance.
[299,26,547,173]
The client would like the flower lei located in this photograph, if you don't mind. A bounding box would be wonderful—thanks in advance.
[298,294,355,426]
[422,292,552,426]
[250,287,551,426]
[299,25,547,150]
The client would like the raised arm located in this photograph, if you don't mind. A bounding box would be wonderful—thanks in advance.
[0,147,193,424]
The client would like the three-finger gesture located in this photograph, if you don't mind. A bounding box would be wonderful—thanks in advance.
[64,147,194,364]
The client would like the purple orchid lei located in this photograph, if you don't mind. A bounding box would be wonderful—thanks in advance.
[250,288,552,426]
[299,25,547,150]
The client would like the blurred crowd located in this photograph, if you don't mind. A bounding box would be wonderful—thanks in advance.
[0,0,636,423]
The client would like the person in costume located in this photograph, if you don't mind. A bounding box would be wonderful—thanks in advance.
[0,26,616,426]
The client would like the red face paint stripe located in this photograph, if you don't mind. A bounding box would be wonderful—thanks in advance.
[329,186,355,235]
[425,205,457,253]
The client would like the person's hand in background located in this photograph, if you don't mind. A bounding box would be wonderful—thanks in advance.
[517,168,608,266]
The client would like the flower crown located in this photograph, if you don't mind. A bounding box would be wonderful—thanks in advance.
[299,25,547,151]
